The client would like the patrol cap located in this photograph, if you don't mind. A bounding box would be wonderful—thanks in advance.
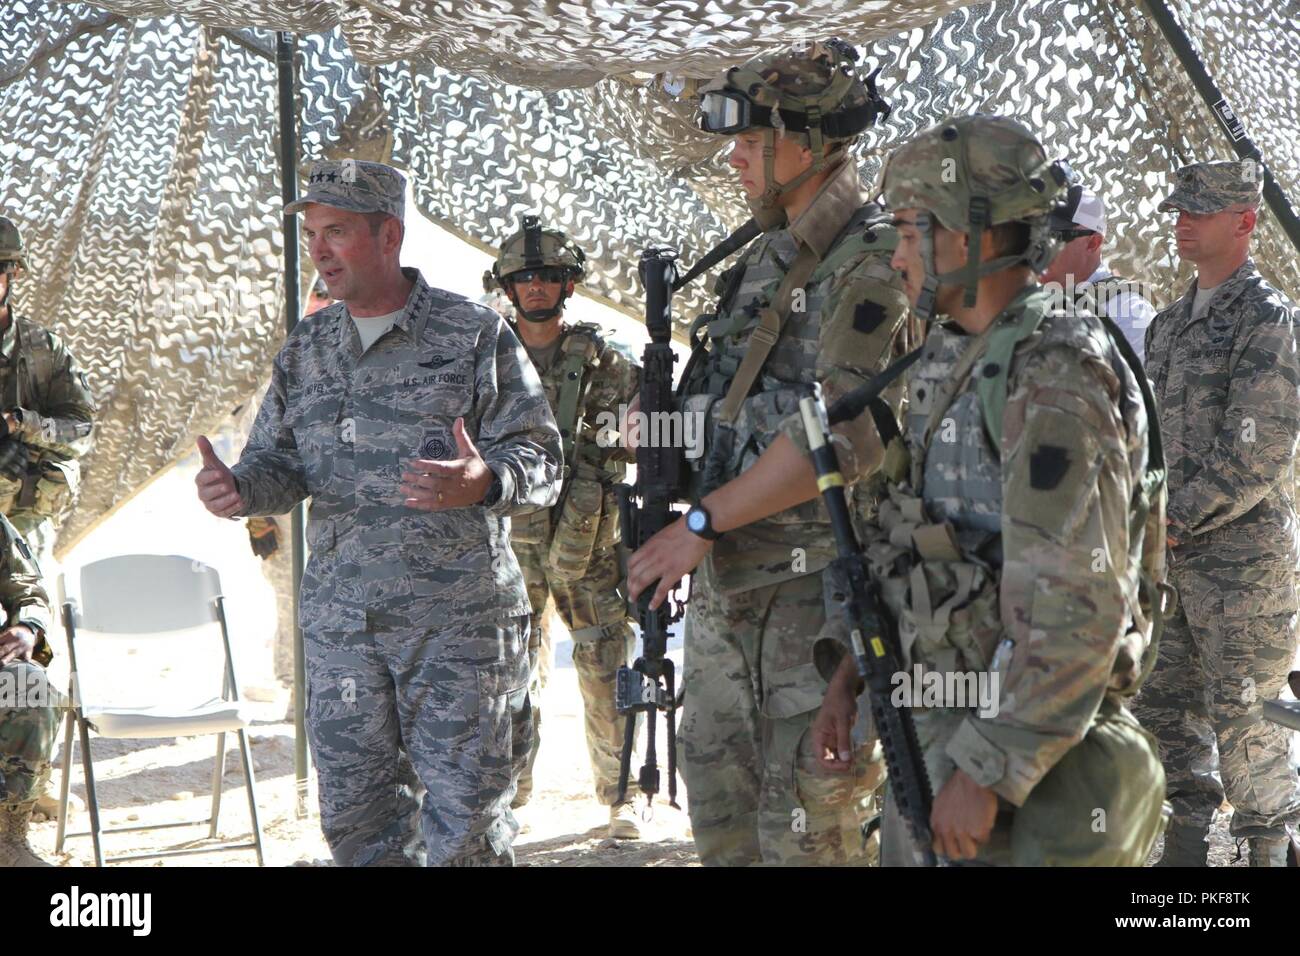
[1049,184,1107,237]
[285,159,406,220]
[1158,159,1263,214]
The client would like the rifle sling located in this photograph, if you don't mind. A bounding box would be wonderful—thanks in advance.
[716,244,819,426]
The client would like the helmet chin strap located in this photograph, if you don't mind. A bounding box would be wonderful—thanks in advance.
[508,286,570,323]
[913,211,1029,322]
[753,128,844,211]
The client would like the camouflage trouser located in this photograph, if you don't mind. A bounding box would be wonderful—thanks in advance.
[0,661,62,806]
[513,540,634,806]
[680,563,885,866]
[1134,565,1300,841]
[303,613,531,867]
[6,511,55,580]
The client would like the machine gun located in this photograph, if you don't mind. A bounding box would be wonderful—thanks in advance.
[615,247,686,809]
[798,386,938,866]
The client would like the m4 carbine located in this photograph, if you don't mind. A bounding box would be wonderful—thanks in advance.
[799,387,937,867]
[615,247,685,810]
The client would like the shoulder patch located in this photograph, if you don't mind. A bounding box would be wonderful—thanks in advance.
[853,299,887,335]
[1029,444,1071,490]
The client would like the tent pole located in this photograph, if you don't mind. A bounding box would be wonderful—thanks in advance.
[276,29,310,820]
[1139,0,1300,255]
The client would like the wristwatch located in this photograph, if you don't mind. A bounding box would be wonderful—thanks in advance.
[684,503,722,541]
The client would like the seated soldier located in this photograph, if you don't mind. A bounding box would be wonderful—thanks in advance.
[0,512,59,867]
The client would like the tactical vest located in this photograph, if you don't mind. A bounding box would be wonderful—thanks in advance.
[0,319,78,521]
[869,291,1168,698]
[683,202,899,501]
[512,322,622,580]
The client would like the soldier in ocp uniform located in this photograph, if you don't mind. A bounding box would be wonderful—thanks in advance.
[0,217,97,572]
[0,513,59,866]
[195,160,562,866]
[815,115,1167,866]
[1135,160,1300,867]
[626,40,906,865]
[489,218,643,838]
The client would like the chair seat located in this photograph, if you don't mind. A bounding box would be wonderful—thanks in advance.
[85,698,255,739]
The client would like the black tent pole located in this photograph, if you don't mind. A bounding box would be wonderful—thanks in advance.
[276,29,310,819]
[1140,0,1300,255]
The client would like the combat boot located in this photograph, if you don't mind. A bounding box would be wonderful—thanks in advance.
[0,802,54,867]
[1247,835,1289,867]
[608,802,642,840]
[1155,822,1208,866]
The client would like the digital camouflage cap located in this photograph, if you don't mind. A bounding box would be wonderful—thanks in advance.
[1158,159,1263,214]
[284,159,406,220]
[880,114,1070,316]
[0,217,28,274]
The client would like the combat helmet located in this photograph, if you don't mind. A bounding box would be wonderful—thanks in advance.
[491,214,586,322]
[880,114,1071,321]
[696,39,890,211]
[0,217,28,275]
[0,217,27,310]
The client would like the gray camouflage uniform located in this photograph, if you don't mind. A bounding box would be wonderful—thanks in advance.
[1136,160,1300,865]
[233,160,562,866]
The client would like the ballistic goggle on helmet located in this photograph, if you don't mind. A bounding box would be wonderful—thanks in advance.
[880,114,1071,320]
[696,39,891,208]
[491,215,587,322]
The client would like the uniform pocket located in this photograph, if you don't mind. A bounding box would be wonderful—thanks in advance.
[546,477,602,581]
[283,398,342,490]
[477,653,531,759]
[33,459,79,518]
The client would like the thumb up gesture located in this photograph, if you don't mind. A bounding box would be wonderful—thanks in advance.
[195,435,245,518]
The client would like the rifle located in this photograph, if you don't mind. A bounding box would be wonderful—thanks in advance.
[615,247,686,809]
[798,386,938,866]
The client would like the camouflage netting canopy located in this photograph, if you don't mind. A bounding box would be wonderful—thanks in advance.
[1,0,1297,553]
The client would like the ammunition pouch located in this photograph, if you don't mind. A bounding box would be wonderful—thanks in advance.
[546,476,603,581]
[509,506,551,546]
[864,488,1002,675]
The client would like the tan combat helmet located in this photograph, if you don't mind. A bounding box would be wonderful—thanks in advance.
[879,114,1071,320]
[0,217,28,275]
[0,217,27,311]
[491,215,586,322]
[695,39,890,212]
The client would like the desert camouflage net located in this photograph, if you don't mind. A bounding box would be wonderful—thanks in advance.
[0,0,1297,553]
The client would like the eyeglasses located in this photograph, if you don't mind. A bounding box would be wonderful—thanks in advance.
[508,267,567,286]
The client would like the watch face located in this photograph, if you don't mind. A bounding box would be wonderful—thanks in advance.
[687,509,706,533]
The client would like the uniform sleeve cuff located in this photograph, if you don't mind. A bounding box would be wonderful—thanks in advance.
[945,717,1026,804]
[483,462,516,516]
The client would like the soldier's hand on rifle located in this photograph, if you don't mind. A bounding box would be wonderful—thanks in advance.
[812,656,862,773]
[930,768,998,861]
[0,624,37,665]
[402,417,493,511]
[195,435,245,518]
[627,514,712,611]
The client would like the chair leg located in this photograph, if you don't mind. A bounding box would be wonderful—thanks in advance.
[208,731,227,839]
[236,729,265,866]
[77,718,104,867]
[54,708,75,852]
